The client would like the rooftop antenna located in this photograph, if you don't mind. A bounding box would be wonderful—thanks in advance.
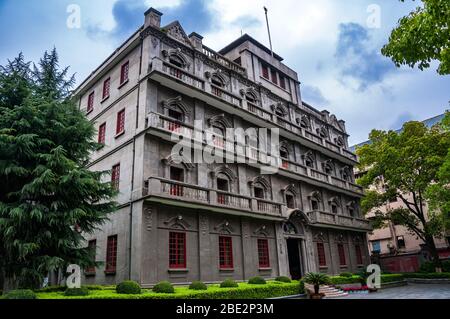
[264,6,274,57]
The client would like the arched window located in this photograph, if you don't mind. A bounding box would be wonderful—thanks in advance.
[335,136,345,147]
[285,192,296,209]
[347,201,358,217]
[309,191,321,211]
[169,55,185,68]
[329,196,341,214]
[216,173,230,205]
[318,126,328,138]
[280,146,289,169]
[246,92,257,104]
[303,151,315,168]
[254,183,266,199]
[341,166,352,181]
[211,74,224,87]
[283,221,298,235]
[298,115,310,130]
[323,160,334,175]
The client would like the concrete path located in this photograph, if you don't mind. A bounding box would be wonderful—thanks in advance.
[341,283,450,299]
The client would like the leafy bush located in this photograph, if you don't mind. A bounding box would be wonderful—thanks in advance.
[152,281,175,294]
[419,261,450,273]
[64,287,90,296]
[189,281,207,290]
[248,276,266,285]
[328,275,361,285]
[116,281,141,295]
[275,276,291,283]
[339,272,353,277]
[299,280,305,294]
[220,279,239,288]
[4,289,37,299]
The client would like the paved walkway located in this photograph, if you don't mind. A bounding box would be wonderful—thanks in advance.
[340,283,450,299]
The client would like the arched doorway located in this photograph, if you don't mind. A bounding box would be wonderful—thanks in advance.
[283,211,308,280]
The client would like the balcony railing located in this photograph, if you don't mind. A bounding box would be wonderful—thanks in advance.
[151,57,359,163]
[146,112,364,195]
[307,210,371,230]
[145,177,282,216]
[202,45,246,75]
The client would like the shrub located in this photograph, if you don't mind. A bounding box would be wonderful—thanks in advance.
[248,276,267,285]
[419,261,450,273]
[4,289,37,299]
[275,276,292,283]
[152,281,175,294]
[220,279,239,288]
[116,281,141,295]
[402,272,450,279]
[189,281,207,290]
[303,272,330,295]
[299,280,305,294]
[329,275,361,285]
[340,272,353,277]
[64,287,90,296]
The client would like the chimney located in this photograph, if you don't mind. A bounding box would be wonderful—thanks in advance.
[144,7,163,28]
[189,32,203,50]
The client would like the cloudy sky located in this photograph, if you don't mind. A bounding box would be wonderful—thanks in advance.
[1,0,449,145]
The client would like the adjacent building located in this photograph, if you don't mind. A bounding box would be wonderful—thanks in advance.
[352,113,450,272]
[74,8,371,286]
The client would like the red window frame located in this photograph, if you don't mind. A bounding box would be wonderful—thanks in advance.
[116,109,125,135]
[338,244,346,266]
[261,64,269,79]
[87,92,94,113]
[219,236,233,269]
[120,61,129,85]
[355,245,363,265]
[279,76,286,89]
[98,123,106,144]
[105,235,117,273]
[111,164,120,190]
[85,239,97,273]
[169,232,186,268]
[317,242,326,266]
[257,239,270,268]
[271,70,278,85]
[102,77,111,99]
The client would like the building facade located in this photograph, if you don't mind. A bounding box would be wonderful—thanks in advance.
[352,113,450,272]
[74,8,371,287]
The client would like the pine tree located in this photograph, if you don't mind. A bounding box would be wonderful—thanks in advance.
[0,50,117,291]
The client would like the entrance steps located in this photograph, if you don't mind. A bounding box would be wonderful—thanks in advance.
[304,284,348,298]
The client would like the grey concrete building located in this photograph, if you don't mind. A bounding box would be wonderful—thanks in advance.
[74,8,371,287]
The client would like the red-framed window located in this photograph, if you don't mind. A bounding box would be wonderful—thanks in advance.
[355,245,363,265]
[116,109,125,135]
[271,70,278,85]
[111,164,120,190]
[102,77,111,99]
[105,235,117,273]
[279,76,286,89]
[317,242,326,266]
[338,244,346,266]
[120,61,129,85]
[219,236,233,269]
[98,123,106,144]
[261,63,269,79]
[257,239,270,268]
[169,232,186,268]
[87,92,94,113]
[85,239,97,273]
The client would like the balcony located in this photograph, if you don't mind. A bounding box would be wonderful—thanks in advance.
[148,57,358,165]
[145,112,364,197]
[306,210,372,231]
[143,177,283,220]
[201,45,246,75]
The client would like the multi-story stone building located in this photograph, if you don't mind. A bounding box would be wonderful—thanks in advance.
[352,113,450,272]
[74,8,371,286]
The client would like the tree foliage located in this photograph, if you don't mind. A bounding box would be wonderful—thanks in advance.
[357,112,450,266]
[381,0,450,75]
[0,50,117,290]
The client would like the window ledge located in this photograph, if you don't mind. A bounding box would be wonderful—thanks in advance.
[168,268,189,273]
[84,271,96,277]
[104,270,116,275]
[219,268,235,272]
[319,266,328,269]
[86,109,93,115]
[101,95,110,104]
[258,267,272,271]
[115,131,125,139]
[118,79,129,89]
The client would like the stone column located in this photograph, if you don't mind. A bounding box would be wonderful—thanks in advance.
[275,223,289,276]
[198,213,212,282]
[240,219,253,280]
[140,206,159,285]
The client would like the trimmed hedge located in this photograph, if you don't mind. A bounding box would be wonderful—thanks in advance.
[64,287,90,296]
[419,261,450,273]
[153,281,175,294]
[339,272,353,278]
[117,281,141,294]
[275,276,292,283]
[220,279,238,288]
[189,281,207,290]
[329,275,361,285]
[34,281,301,299]
[380,274,404,283]
[402,272,450,279]
[3,289,37,299]
[248,276,267,285]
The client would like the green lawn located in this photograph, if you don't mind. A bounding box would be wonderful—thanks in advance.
[35,281,302,299]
